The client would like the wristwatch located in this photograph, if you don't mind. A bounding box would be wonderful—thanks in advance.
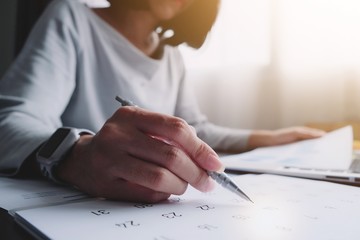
[36,127,89,184]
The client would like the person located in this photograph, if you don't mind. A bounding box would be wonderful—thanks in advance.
[0,0,324,203]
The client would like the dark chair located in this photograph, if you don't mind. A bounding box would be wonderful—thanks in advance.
[15,0,51,57]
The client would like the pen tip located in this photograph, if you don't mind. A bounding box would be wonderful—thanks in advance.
[244,196,254,203]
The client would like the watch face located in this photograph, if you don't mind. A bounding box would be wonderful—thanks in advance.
[38,128,72,158]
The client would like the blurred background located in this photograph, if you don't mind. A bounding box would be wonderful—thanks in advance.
[180,0,360,135]
[0,0,17,78]
[0,0,49,78]
[1,0,360,136]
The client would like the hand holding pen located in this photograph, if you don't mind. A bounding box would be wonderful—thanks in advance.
[59,94,226,203]
[57,94,251,204]
[116,96,253,202]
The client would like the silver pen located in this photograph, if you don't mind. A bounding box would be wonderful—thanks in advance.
[115,95,253,203]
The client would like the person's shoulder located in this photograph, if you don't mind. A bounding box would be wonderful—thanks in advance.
[41,0,89,25]
[163,45,186,72]
[165,46,184,62]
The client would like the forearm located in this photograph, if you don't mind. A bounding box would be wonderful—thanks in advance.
[195,122,252,153]
[0,117,52,176]
[246,129,275,150]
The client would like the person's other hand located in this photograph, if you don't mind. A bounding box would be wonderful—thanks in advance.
[57,106,223,203]
[246,126,326,151]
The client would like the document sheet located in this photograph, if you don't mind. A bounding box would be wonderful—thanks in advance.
[222,126,354,171]
[0,177,86,212]
[11,174,360,240]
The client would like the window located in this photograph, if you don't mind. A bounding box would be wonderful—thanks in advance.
[180,0,271,70]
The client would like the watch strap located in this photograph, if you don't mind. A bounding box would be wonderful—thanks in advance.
[37,127,94,184]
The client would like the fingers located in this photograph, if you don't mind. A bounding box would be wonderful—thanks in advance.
[272,127,326,145]
[110,154,189,195]
[118,132,215,192]
[278,127,326,141]
[107,107,219,193]
[248,126,327,149]
[103,116,215,192]
[296,127,326,139]
[113,106,223,172]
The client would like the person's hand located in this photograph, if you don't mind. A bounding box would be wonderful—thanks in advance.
[57,106,223,203]
[246,126,326,151]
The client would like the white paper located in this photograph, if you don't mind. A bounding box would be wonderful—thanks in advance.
[0,177,87,212]
[223,126,354,170]
[14,174,360,240]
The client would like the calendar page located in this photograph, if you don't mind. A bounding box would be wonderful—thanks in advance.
[14,174,360,240]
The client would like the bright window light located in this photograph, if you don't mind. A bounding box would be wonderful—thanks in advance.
[278,0,360,69]
[180,0,271,70]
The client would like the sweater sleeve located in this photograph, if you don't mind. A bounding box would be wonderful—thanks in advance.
[0,0,81,175]
[174,57,251,153]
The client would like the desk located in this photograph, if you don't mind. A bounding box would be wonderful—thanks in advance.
[0,208,35,240]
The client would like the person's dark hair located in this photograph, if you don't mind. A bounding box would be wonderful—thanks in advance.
[116,0,150,10]
[116,0,220,49]
[159,0,220,49]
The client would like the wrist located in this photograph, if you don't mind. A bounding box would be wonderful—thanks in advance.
[247,130,274,150]
[56,134,93,185]
[36,127,93,184]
